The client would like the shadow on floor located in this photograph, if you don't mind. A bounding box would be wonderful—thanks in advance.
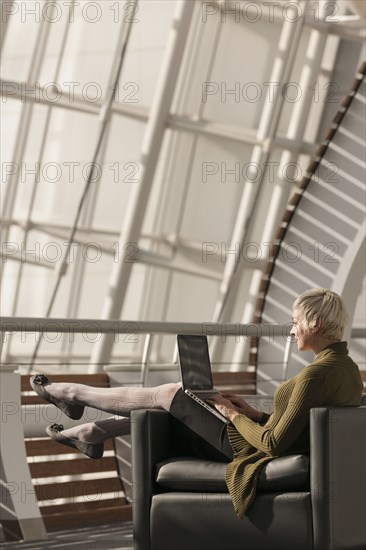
[1,521,134,550]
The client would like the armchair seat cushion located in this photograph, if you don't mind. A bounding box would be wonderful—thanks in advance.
[156,454,310,493]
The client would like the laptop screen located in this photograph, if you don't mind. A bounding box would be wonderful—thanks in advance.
[177,335,213,391]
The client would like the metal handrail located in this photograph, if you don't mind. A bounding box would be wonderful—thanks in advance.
[1,317,364,378]
[1,317,365,337]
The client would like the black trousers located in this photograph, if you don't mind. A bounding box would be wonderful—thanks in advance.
[169,389,233,462]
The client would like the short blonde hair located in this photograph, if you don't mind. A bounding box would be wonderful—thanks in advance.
[293,288,348,341]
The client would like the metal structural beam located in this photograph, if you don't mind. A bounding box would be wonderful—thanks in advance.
[224,0,366,40]
[0,0,14,49]
[333,220,366,342]
[89,1,196,373]
[0,78,318,154]
[0,0,56,282]
[209,0,309,367]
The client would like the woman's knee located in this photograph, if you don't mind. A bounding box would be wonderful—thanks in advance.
[154,382,181,411]
[67,384,78,402]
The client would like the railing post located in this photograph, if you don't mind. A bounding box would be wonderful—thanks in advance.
[0,363,47,541]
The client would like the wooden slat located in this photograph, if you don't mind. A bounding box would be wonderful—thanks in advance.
[21,373,109,392]
[35,477,123,500]
[212,372,256,395]
[341,94,354,109]
[39,497,128,516]
[29,456,117,478]
[22,395,55,405]
[41,503,132,529]
[216,386,256,395]
[333,111,344,125]
[358,61,366,74]
[212,372,255,383]
[26,438,114,456]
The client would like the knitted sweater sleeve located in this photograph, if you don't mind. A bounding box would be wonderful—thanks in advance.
[230,372,327,456]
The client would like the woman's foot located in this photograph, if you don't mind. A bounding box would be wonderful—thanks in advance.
[30,375,85,420]
[46,424,104,459]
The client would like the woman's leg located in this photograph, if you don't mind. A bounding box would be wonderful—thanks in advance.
[44,380,181,416]
[60,416,131,443]
[169,389,233,460]
[45,384,181,457]
[45,416,130,459]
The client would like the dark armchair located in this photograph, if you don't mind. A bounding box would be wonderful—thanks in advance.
[131,397,366,550]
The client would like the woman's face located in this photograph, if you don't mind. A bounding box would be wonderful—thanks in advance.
[290,308,317,352]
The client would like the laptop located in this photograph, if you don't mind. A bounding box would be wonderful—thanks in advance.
[177,334,229,424]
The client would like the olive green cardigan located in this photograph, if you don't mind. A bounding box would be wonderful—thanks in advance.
[225,341,364,519]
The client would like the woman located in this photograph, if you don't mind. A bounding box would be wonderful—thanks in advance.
[30,288,363,519]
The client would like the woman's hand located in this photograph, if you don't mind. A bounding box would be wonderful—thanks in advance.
[206,394,240,422]
[219,393,265,423]
[220,393,251,413]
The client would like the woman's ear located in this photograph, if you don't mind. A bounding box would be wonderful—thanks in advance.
[312,317,321,332]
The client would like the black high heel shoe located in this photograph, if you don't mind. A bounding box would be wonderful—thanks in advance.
[46,424,104,459]
[30,374,85,420]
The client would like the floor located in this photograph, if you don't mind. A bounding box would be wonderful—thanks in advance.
[1,522,134,550]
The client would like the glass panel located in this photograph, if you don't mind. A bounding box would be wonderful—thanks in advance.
[118,0,177,108]
[92,114,144,229]
[202,15,282,129]
[1,0,40,81]
[1,98,23,207]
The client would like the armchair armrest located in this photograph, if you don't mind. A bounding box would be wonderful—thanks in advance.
[310,406,366,550]
[131,409,173,550]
